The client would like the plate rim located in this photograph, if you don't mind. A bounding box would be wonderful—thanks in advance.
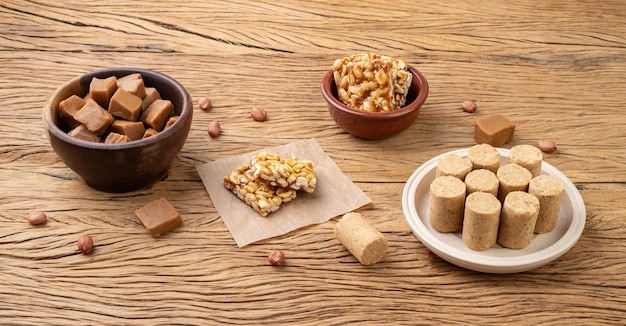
[402,147,586,273]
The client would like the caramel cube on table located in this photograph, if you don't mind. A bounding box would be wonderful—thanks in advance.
[135,197,183,237]
[74,99,114,136]
[110,120,146,141]
[89,76,117,108]
[58,95,85,129]
[141,99,173,131]
[104,132,131,144]
[474,114,516,147]
[141,87,161,111]
[109,88,142,121]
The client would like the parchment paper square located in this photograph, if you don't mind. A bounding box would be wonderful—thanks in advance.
[196,138,371,247]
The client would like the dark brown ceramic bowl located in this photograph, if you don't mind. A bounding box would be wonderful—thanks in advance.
[43,68,193,192]
[321,66,429,139]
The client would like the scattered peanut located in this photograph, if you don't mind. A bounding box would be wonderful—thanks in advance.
[207,120,221,137]
[77,235,94,255]
[461,100,477,113]
[27,211,47,225]
[268,250,285,266]
[198,96,212,111]
[538,140,558,153]
[250,107,267,121]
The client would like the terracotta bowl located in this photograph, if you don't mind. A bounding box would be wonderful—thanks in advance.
[321,66,429,139]
[43,67,193,192]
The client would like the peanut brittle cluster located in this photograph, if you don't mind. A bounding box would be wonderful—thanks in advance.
[224,153,316,217]
[332,53,412,112]
[249,153,316,193]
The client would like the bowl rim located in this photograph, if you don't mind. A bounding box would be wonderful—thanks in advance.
[321,65,429,120]
[43,67,192,151]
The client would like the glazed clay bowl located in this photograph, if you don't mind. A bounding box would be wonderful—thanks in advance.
[321,66,429,140]
[43,67,193,192]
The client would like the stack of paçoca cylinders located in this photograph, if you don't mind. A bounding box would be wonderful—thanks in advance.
[429,144,564,251]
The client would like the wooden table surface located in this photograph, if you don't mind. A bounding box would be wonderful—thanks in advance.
[2,1,625,324]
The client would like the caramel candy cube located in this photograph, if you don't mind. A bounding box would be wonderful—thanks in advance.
[165,116,178,129]
[104,132,131,144]
[74,99,114,136]
[89,76,117,108]
[58,95,85,129]
[135,197,183,237]
[143,128,159,138]
[117,77,146,99]
[68,124,101,142]
[141,87,161,111]
[141,99,173,131]
[109,88,142,121]
[117,73,141,83]
[474,114,515,147]
[110,120,146,141]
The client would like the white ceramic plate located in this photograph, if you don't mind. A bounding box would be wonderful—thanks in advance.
[402,148,586,273]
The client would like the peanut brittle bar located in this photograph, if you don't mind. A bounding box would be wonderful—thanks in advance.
[249,153,317,193]
[332,53,412,112]
[223,163,297,217]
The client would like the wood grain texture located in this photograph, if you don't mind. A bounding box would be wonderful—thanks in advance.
[1,0,625,324]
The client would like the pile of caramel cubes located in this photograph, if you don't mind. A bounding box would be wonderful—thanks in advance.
[57,73,178,143]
